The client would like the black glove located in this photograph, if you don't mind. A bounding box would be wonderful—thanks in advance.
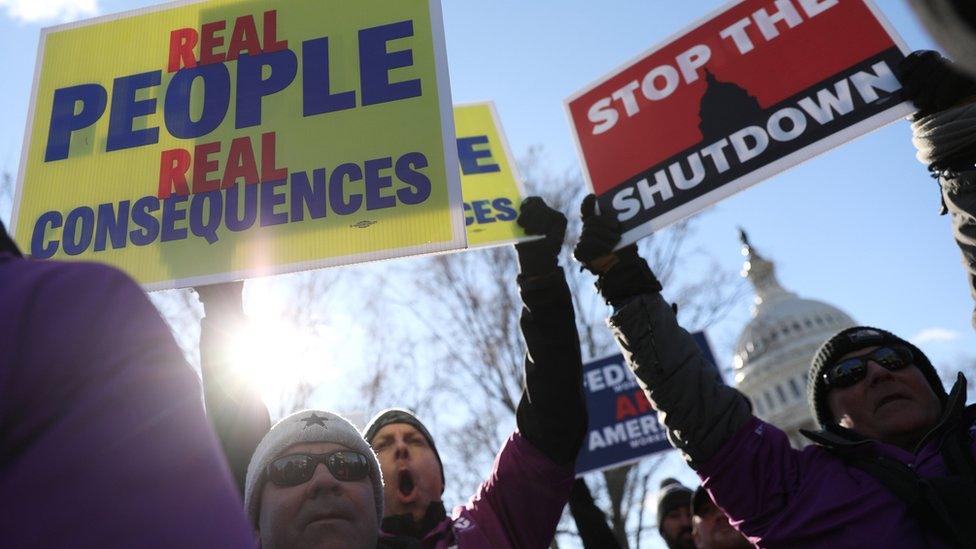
[573,194,643,273]
[573,194,661,308]
[899,50,976,119]
[573,194,626,273]
[514,196,567,277]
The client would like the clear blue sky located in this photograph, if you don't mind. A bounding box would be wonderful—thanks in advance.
[1,0,969,368]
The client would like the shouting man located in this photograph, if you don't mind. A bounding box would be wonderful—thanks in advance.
[361,196,588,547]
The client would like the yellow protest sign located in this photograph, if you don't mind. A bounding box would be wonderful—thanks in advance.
[454,102,531,248]
[12,0,464,290]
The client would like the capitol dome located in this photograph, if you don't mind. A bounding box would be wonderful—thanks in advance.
[733,230,856,447]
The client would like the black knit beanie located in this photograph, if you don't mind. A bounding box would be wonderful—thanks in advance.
[656,478,692,533]
[808,326,946,430]
[363,408,445,489]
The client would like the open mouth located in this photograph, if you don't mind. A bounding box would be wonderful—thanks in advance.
[397,470,415,498]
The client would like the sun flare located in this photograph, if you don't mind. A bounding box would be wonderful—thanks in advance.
[226,286,334,412]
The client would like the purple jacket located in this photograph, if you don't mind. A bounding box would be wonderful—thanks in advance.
[607,292,976,548]
[700,410,976,548]
[0,253,255,548]
[396,430,575,548]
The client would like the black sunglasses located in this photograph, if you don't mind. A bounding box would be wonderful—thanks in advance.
[823,345,914,389]
[267,451,370,487]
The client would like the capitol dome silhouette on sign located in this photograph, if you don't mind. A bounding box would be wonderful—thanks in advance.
[732,230,856,448]
[697,70,764,141]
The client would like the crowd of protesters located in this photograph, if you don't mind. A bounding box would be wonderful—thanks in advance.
[194,196,587,548]
[4,14,976,545]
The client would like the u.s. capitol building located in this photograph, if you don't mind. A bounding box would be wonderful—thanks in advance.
[733,231,856,448]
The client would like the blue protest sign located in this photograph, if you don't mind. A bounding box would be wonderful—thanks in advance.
[576,331,718,476]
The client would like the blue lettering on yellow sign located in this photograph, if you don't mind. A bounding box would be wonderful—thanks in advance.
[457,135,500,175]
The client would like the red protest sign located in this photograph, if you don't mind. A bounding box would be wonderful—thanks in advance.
[566,0,912,246]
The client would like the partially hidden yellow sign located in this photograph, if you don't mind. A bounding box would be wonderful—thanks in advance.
[454,102,530,248]
[12,0,464,290]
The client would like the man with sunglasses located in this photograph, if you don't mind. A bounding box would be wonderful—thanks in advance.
[244,409,418,549]
[574,196,976,547]
[808,329,944,452]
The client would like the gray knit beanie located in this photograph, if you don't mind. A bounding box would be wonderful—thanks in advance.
[244,410,384,528]
[807,326,946,430]
[656,478,692,533]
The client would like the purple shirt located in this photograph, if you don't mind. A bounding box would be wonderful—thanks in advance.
[0,254,255,548]
[699,416,975,548]
[390,431,574,548]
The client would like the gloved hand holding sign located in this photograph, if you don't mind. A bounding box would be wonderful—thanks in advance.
[574,194,661,308]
